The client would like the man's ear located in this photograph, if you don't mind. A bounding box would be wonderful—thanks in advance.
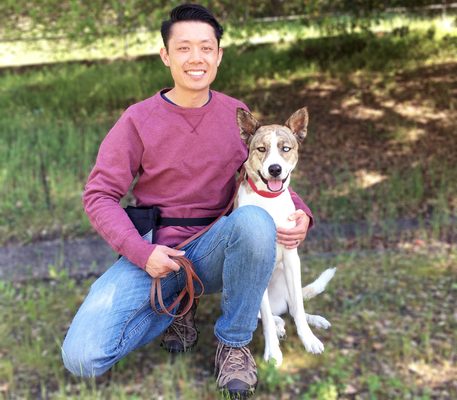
[285,107,308,143]
[217,47,223,67]
[160,47,170,67]
[237,108,260,144]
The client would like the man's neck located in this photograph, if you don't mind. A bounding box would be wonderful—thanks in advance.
[166,88,210,108]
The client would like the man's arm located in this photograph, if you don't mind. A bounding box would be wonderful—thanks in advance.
[276,187,314,249]
[289,187,314,230]
[83,109,156,269]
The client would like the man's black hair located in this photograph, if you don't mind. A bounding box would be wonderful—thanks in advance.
[161,3,224,49]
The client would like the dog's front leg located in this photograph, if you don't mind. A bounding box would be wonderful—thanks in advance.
[283,249,324,354]
[260,290,283,366]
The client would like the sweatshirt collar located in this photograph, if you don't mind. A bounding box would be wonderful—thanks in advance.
[161,89,212,107]
[159,89,214,115]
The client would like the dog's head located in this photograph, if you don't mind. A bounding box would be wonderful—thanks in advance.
[237,107,308,193]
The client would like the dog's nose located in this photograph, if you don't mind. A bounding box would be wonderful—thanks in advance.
[268,164,282,177]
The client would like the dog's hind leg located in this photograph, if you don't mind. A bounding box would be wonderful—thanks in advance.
[301,268,335,330]
[283,249,324,354]
[306,314,331,329]
[273,315,286,339]
[260,290,283,366]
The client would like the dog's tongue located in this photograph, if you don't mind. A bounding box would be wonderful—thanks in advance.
[267,179,283,192]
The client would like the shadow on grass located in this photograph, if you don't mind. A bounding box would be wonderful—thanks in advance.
[239,59,457,227]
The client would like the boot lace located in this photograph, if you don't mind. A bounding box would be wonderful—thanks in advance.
[215,343,257,387]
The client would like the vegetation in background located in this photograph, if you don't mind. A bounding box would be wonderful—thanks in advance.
[0,1,447,43]
[1,17,456,244]
[1,12,455,68]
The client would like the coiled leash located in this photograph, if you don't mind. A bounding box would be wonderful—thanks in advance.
[149,167,246,318]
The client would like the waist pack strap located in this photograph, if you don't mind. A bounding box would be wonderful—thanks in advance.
[125,206,217,236]
[160,216,217,226]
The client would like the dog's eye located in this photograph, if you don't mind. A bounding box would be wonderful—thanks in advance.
[282,146,291,152]
[257,147,266,153]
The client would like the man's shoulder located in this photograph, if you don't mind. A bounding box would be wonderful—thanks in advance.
[212,90,249,112]
[126,93,160,117]
[119,93,163,129]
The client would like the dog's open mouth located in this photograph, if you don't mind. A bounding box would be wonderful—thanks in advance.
[258,171,289,192]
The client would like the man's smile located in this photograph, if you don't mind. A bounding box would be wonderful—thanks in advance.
[186,70,206,77]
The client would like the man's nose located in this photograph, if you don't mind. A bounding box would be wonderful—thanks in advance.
[188,48,203,63]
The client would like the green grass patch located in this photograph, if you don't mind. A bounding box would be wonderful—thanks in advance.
[305,161,457,223]
[1,248,455,398]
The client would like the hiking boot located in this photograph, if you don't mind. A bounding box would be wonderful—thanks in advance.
[161,296,198,353]
[214,341,257,399]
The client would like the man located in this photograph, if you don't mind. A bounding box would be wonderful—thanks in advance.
[62,4,312,398]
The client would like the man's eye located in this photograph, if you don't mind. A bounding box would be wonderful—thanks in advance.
[257,147,266,153]
[178,47,189,51]
[282,146,291,152]
[202,47,213,51]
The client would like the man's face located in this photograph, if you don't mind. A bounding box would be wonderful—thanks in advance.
[160,21,223,95]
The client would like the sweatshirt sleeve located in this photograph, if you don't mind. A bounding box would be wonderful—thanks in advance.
[288,187,314,230]
[82,109,156,268]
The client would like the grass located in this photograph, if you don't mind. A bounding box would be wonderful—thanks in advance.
[307,162,457,222]
[0,246,455,398]
[1,17,457,397]
[1,15,456,245]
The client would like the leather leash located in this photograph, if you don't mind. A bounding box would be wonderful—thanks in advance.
[150,167,246,318]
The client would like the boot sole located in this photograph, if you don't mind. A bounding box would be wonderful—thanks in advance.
[219,387,256,400]
[160,339,198,353]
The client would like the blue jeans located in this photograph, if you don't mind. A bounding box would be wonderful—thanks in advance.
[61,206,276,377]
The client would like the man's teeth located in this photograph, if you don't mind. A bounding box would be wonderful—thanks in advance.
[186,70,205,76]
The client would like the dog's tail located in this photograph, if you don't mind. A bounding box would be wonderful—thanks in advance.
[302,267,336,300]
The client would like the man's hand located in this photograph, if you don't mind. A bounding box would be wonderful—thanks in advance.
[145,245,185,278]
[276,210,310,249]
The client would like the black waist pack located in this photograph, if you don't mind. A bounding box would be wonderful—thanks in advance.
[124,205,218,243]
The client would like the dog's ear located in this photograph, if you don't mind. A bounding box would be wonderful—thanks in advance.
[285,107,308,143]
[237,108,260,144]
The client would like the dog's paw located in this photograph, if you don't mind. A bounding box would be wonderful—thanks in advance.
[273,316,287,339]
[300,333,324,354]
[264,346,283,367]
[306,314,331,330]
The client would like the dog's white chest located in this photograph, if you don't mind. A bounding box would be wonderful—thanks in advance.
[237,184,296,229]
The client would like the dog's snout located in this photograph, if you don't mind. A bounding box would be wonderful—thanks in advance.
[268,164,282,177]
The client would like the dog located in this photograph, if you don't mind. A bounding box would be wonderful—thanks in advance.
[236,107,335,366]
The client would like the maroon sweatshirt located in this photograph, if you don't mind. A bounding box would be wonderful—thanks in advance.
[83,90,313,269]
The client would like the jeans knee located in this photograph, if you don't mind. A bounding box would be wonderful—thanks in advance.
[61,337,111,378]
[231,205,276,247]
[228,206,277,273]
